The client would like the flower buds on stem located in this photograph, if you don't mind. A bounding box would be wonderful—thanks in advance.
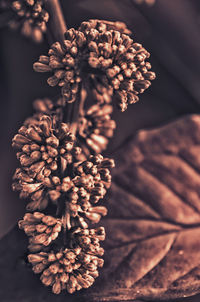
[11,3,155,294]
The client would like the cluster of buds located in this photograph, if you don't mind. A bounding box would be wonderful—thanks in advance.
[0,0,49,42]
[28,227,105,294]
[33,19,155,111]
[78,104,116,155]
[18,212,62,252]
[64,154,115,228]
[13,117,112,295]
[13,153,114,228]
[12,115,82,180]
[23,98,116,156]
[12,167,62,211]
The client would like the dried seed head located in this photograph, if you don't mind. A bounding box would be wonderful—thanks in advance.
[0,0,49,42]
[23,98,115,157]
[12,115,81,180]
[28,226,105,294]
[12,113,84,211]
[33,19,155,111]
[19,212,62,252]
[12,166,66,211]
[78,104,116,156]
[63,155,115,228]
[71,227,105,256]
[12,128,113,217]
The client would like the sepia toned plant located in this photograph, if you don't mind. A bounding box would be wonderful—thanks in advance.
[1,0,200,301]
[13,151,114,227]
[12,115,84,179]
[10,0,155,295]
[28,227,105,294]
[33,19,155,111]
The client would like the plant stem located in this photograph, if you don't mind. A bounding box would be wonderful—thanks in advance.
[44,0,86,134]
[70,88,87,134]
[44,1,87,239]
[62,86,86,135]
[44,0,67,44]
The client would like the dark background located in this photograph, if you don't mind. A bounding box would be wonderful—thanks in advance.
[1,0,200,301]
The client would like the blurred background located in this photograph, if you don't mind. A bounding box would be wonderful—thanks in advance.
[1,0,200,300]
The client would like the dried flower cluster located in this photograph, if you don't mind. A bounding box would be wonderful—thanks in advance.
[23,97,116,155]
[0,0,49,42]
[28,227,105,294]
[12,114,81,179]
[63,154,114,228]
[11,17,155,295]
[12,107,114,294]
[13,143,114,225]
[78,104,116,155]
[13,114,114,294]
[33,19,155,111]
[19,212,62,252]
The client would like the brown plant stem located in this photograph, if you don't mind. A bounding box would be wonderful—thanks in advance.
[44,1,85,134]
[43,0,74,237]
[44,0,67,44]
[62,85,86,135]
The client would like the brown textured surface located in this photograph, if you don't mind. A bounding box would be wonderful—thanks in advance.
[2,114,200,301]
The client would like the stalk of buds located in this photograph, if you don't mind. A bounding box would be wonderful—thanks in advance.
[11,6,155,294]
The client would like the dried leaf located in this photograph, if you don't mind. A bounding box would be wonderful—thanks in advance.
[89,114,200,301]
[2,114,200,301]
